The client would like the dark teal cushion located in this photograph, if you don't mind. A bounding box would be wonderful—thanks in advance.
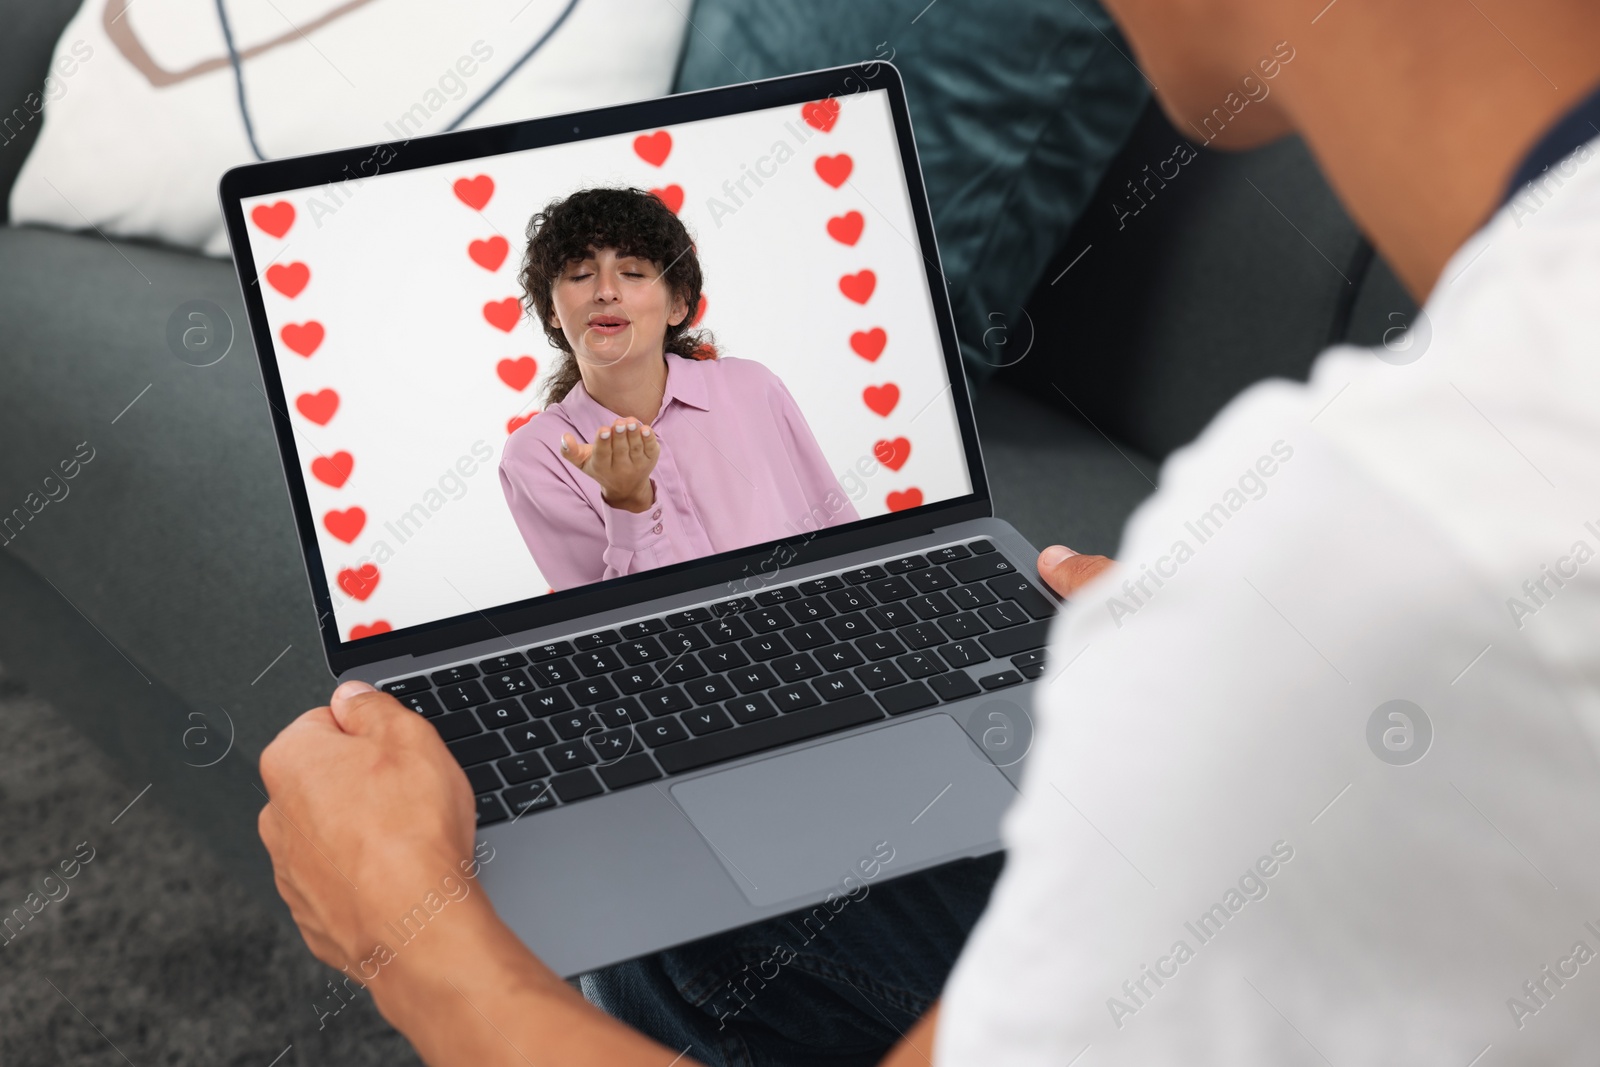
[672,0,1148,381]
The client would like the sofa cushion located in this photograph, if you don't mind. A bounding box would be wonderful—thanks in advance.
[1006,101,1385,461]
[0,0,82,223]
[672,0,1149,385]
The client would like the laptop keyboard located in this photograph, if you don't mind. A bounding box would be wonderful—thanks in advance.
[378,539,1057,829]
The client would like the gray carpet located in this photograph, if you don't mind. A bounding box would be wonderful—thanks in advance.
[0,666,422,1067]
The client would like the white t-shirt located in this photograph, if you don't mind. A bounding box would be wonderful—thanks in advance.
[938,137,1600,1065]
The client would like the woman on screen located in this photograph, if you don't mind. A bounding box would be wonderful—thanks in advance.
[499,187,859,592]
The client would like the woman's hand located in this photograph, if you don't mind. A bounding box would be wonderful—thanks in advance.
[561,419,660,513]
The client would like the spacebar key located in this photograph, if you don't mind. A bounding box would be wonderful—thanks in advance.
[654,696,885,774]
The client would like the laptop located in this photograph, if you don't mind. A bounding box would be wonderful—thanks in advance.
[219,62,1060,977]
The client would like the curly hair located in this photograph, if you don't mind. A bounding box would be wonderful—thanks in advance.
[517,186,713,407]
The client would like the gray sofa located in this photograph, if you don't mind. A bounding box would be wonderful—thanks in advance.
[0,3,1414,914]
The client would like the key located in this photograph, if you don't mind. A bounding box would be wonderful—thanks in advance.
[948,553,1015,583]
[399,692,445,718]
[660,627,711,653]
[704,616,752,643]
[772,653,822,682]
[526,641,575,662]
[938,640,990,669]
[978,601,1031,630]
[930,672,981,701]
[783,622,834,650]
[382,676,430,696]
[855,633,906,660]
[497,752,550,784]
[589,727,641,762]
[543,740,597,770]
[550,769,603,802]
[613,667,661,694]
[979,669,1023,690]
[502,781,556,816]
[947,584,999,611]
[896,651,947,679]
[505,720,557,751]
[827,587,873,612]
[908,593,956,620]
[591,699,647,728]
[523,689,574,717]
[939,613,989,640]
[483,668,536,698]
[479,652,529,673]
[752,586,800,605]
[665,607,713,627]
[854,662,907,690]
[788,596,835,622]
[686,677,738,705]
[825,612,875,640]
[475,794,510,826]
[798,575,843,595]
[885,554,930,573]
[731,665,779,693]
[573,629,621,650]
[978,620,1051,657]
[814,672,865,700]
[742,634,792,661]
[725,695,778,724]
[568,677,618,705]
[618,637,668,665]
[477,700,529,730]
[746,607,792,633]
[530,659,579,687]
[597,754,663,790]
[926,545,972,564]
[448,732,509,767]
[866,603,919,630]
[654,697,883,774]
[640,686,693,716]
[770,682,822,713]
[877,681,937,716]
[684,706,734,735]
[843,565,887,584]
[700,646,751,673]
[815,643,865,670]
[898,622,947,650]
[431,664,480,686]
[908,566,957,593]
[439,680,490,711]
[639,716,689,747]
[467,764,503,795]
[660,658,708,684]
[865,576,917,602]
[620,618,668,638]
[432,711,483,742]
[575,648,625,676]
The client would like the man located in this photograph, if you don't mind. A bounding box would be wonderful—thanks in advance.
[258,0,1600,1062]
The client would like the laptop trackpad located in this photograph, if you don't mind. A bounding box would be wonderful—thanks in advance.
[670,713,1018,907]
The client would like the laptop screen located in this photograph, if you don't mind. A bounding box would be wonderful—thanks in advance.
[236,86,974,644]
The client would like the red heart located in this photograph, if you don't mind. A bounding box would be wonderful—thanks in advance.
[650,185,684,213]
[507,413,537,434]
[634,131,672,166]
[691,294,707,327]
[265,262,309,297]
[295,389,339,425]
[850,328,887,361]
[498,356,538,390]
[802,98,840,132]
[251,201,295,237]
[814,154,853,188]
[863,382,900,417]
[324,507,366,543]
[873,437,910,471]
[337,563,380,601]
[827,211,864,246]
[886,488,923,512]
[469,236,508,271]
[350,620,391,639]
[280,320,324,357]
[453,175,494,210]
[310,451,354,488]
[483,298,522,332]
[839,270,876,305]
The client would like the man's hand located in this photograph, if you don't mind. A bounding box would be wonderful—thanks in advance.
[258,681,480,977]
[1037,544,1115,598]
[561,419,660,512]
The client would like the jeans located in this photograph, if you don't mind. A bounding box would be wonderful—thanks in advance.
[580,853,1003,1067]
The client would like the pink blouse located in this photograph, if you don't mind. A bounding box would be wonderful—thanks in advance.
[499,354,860,592]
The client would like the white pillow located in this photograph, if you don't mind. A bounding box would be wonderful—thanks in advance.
[9,0,688,257]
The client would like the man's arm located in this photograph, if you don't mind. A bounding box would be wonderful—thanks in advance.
[258,545,1112,1065]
